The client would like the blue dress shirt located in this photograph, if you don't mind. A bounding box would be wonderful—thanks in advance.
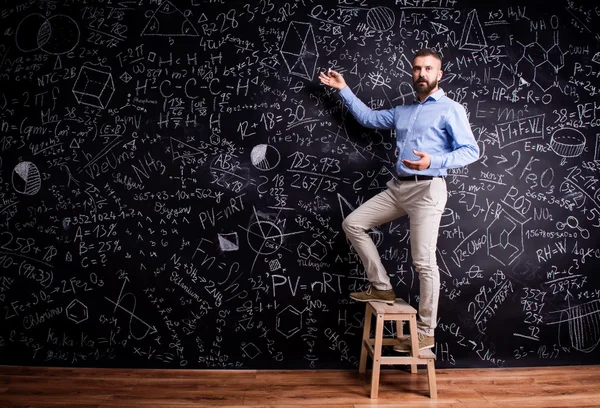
[338,86,480,177]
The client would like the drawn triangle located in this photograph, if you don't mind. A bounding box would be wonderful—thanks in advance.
[170,137,206,161]
[218,234,239,251]
[368,166,393,190]
[69,138,80,148]
[437,247,452,277]
[337,193,356,220]
[54,55,62,70]
[337,193,382,245]
[197,13,208,24]
[140,1,199,37]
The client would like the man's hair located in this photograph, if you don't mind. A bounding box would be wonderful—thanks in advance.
[414,48,442,66]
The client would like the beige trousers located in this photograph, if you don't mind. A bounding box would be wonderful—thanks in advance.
[342,177,447,336]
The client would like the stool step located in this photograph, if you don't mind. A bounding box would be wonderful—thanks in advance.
[368,298,417,315]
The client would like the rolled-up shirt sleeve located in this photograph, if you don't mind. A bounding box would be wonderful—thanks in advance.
[339,86,395,130]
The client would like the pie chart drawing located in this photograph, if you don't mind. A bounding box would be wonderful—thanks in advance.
[250,144,280,171]
[12,162,41,195]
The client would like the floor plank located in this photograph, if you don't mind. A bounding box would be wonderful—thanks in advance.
[0,365,599,407]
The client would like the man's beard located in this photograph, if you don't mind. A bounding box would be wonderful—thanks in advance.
[413,78,438,95]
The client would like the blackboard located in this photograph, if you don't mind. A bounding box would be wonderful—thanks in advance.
[0,0,599,369]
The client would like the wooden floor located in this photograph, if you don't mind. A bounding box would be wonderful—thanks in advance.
[0,364,599,407]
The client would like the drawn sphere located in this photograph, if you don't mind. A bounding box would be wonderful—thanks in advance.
[366,7,395,32]
[250,144,280,171]
[41,15,80,55]
[12,161,41,195]
[15,14,50,51]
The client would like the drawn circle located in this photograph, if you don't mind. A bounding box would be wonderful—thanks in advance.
[15,13,50,52]
[550,128,585,158]
[12,161,41,195]
[41,15,80,55]
[366,6,395,32]
[250,144,280,171]
[247,220,282,255]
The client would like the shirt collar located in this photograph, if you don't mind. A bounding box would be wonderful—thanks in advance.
[413,88,445,104]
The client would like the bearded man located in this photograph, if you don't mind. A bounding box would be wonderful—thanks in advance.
[318,48,480,351]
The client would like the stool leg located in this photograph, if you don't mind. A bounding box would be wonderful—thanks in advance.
[409,314,418,374]
[395,320,403,339]
[359,303,372,374]
[370,313,384,399]
[427,358,437,398]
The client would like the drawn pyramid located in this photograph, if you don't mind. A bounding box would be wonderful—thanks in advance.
[170,137,207,161]
[141,1,199,37]
[430,21,449,35]
[459,10,486,51]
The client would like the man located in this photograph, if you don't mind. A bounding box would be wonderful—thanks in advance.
[318,48,479,351]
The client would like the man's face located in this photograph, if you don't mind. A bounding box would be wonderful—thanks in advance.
[412,55,442,96]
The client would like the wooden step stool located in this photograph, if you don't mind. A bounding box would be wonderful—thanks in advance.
[359,298,437,399]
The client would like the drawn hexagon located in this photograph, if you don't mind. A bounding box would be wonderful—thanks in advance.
[297,242,311,260]
[487,209,526,266]
[517,55,536,84]
[65,299,89,324]
[309,240,327,261]
[276,305,302,338]
[546,43,564,72]
[533,60,556,92]
[526,42,547,67]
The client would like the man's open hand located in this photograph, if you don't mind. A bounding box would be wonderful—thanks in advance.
[318,69,346,91]
[402,150,431,171]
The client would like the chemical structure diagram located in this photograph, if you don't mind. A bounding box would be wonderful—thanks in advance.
[515,31,565,92]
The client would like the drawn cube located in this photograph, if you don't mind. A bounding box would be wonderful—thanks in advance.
[73,66,115,109]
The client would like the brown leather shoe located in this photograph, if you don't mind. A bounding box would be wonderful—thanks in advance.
[349,287,396,305]
[394,332,435,352]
